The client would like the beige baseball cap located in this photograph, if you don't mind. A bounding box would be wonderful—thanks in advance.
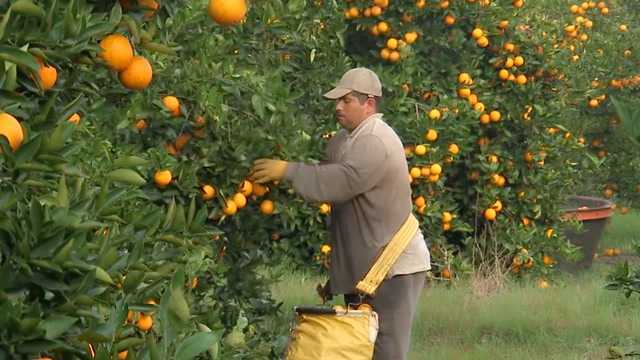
[323,67,382,99]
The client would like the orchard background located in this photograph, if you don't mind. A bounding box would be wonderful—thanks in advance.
[0,0,638,358]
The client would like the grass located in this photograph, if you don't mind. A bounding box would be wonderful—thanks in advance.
[272,213,640,359]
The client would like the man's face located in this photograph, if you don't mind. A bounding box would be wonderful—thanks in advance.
[335,93,371,131]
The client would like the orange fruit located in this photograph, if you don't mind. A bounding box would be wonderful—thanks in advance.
[448,143,460,155]
[498,20,509,29]
[118,350,128,360]
[162,96,181,117]
[414,196,426,208]
[0,113,24,151]
[543,255,554,266]
[370,6,382,16]
[473,102,485,113]
[442,222,451,231]
[175,132,191,150]
[232,193,247,208]
[514,56,525,67]
[479,113,491,125]
[444,14,455,26]
[428,109,441,120]
[409,167,421,179]
[319,202,331,214]
[588,99,599,108]
[67,113,81,125]
[458,87,471,98]
[223,199,238,215]
[476,36,489,48]
[458,72,473,85]
[99,34,133,71]
[139,0,160,18]
[498,69,510,80]
[404,32,418,44]
[420,167,430,177]
[430,163,442,175]
[491,200,503,212]
[515,74,528,85]
[386,38,399,50]
[260,199,275,215]
[137,313,153,331]
[512,0,524,8]
[441,267,452,279]
[239,180,253,196]
[208,0,247,26]
[153,169,172,188]
[376,21,390,34]
[379,48,391,60]
[119,56,153,90]
[388,50,400,63]
[489,110,501,122]
[442,211,453,223]
[201,185,216,200]
[471,28,484,39]
[37,60,57,91]
[545,228,555,238]
[425,129,438,142]
[252,183,269,197]
[484,208,497,221]
[135,119,147,131]
[414,144,427,156]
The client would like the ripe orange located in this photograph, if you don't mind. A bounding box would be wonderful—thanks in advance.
[428,109,441,120]
[175,132,191,151]
[99,34,133,71]
[537,279,550,289]
[404,32,418,44]
[476,36,489,48]
[414,144,427,156]
[491,200,503,212]
[260,199,275,215]
[414,196,426,208]
[543,255,554,266]
[430,163,442,175]
[253,183,269,197]
[484,208,497,221]
[442,211,453,223]
[410,167,421,179]
[162,96,181,117]
[444,15,455,26]
[471,28,484,39]
[376,21,390,33]
[208,0,247,26]
[489,110,501,122]
[515,74,528,85]
[425,129,438,142]
[388,50,400,63]
[118,350,128,360]
[386,38,399,50]
[512,0,524,8]
[153,169,172,188]
[119,56,153,90]
[498,69,510,80]
[223,199,238,216]
[135,119,147,131]
[137,313,153,331]
[458,87,471,98]
[232,193,247,208]
[479,113,490,124]
[458,72,473,85]
[201,185,216,200]
[448,143,460,155]
[67,113,81,124]
[441,267,452,279]
[319,202,331,214]
[0,113,24,151]
[38,60,57,91]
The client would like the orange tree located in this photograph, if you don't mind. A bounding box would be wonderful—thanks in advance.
[337,0,605,281]
[539,0,640,211]
[0,0,347,358]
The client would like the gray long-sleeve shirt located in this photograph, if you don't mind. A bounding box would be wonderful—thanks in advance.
[285,113,429,294]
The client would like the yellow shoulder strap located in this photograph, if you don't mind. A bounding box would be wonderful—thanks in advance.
[355,213,419,296]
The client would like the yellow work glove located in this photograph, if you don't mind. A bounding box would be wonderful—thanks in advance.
[250,159,289,184]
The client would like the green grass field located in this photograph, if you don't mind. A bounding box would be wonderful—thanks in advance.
[272,212,640,359]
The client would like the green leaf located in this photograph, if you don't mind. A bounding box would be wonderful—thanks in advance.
[0,45,38,73]
[611,96,640,145]
[174,332,219,360]
[15,134,42,163]
[40,315,77,339]
[0,8,12,41]
[57,174,69,208]
[168,287,190,323]
[106,169,147,186]
[109,1,123,27]
[11,0,45,18]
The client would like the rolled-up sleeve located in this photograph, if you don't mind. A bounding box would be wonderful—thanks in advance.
[284,135,388,203]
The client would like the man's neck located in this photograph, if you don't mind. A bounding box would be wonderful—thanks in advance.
[348,112,380,133]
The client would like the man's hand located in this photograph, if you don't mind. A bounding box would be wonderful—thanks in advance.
[249,159,289,184]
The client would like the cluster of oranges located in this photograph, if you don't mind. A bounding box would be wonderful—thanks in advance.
[99,34,153,90]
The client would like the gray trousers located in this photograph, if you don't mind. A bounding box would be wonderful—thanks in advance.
[344,271,426,360]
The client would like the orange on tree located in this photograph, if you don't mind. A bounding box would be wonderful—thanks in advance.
[252,183,269,197]
[99,34,133,71]
[137,313,153,332]
[208,0,247,26]
[428,109,441,120]
[484,208,497,221]
[135,119,147,131]
[425,129,438,142]
[153,169,172,188]
[442,211,453,223]
[0,113,24,151]
[201,185,216,200]
[414,196,426,208]
[162,96,181,117]
[448,143,460,155]
[232,193,247,208]
[37,59,57,91]
[239,180,253,196]
[119,56,153,90]
[429,163,442,175]
[223,199,238,216]
[414,144,427,155]
[67,113,81,124]
[260,199,275,215]
[319,202,331,214]
[118,350,128,360]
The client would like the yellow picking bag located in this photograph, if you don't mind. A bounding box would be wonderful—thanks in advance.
[284,213,419,360]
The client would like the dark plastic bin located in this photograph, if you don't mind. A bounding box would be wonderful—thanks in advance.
[557,195,614,272]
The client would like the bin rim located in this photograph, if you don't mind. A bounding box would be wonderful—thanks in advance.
[560,195,614,221]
